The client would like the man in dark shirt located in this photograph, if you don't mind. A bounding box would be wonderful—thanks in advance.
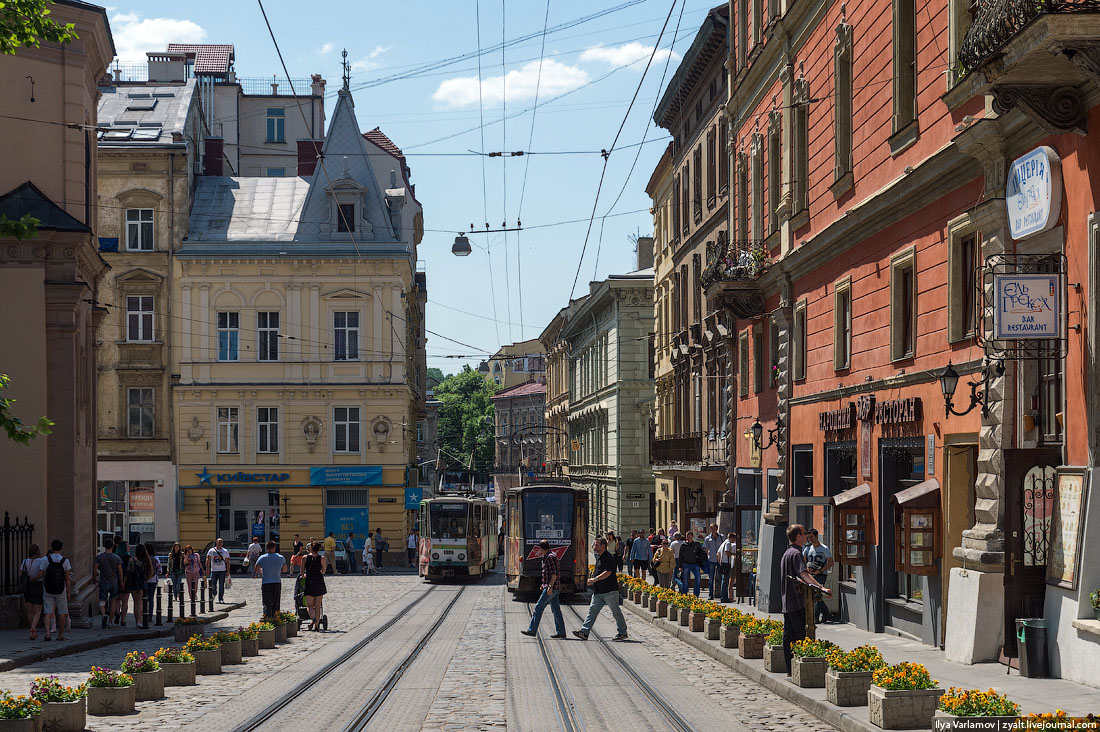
[521,540,566,638]
[573,537,628,641]
[780,524,831,674]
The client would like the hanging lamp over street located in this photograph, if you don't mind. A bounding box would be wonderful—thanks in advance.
[452,234,472,256]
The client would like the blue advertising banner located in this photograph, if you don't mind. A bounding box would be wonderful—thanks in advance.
[325,507,370,543]
[404,485,423,510]
[310,466,383,486]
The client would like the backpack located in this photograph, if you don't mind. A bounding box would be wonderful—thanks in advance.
[43,555,66,595]
[128,558,147,589]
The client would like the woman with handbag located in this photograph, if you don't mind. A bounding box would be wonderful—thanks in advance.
[21,544,44,640]
[167,543,185,604]
[301,541,327,631]
[183,544,202,604]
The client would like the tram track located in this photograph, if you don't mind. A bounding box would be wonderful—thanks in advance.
[524,602,587,732]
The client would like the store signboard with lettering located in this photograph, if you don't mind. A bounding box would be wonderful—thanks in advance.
[1006,146,1062,239]
[993,274,1060,339]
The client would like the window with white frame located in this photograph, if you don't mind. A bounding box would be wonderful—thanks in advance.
[334,311,359,361]
[257,407,279,453]
[333,406,360,453]
[127,387,154,437]
[217,311,239,361]
[834,278,852,370]
[793,300,808,381]
[217,407,239,453]
[891,251,917,361]
[257,311,280,361]
[125,209,154,251]
[126,295,154,342]
[266,108,285,142]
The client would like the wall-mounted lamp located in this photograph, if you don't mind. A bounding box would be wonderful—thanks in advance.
[281,496,292,519]
[940,359,1005,418]
[751,416,784,450]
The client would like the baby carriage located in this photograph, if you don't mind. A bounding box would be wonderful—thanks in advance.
[293,574,327,630]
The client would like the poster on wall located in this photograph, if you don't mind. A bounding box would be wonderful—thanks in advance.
[1047,466,1088,590]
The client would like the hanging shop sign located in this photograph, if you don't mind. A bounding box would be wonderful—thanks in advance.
[874,397,921,425]
[993,274,1061,339]
[1006,146,1062,239]
[819,403,855,431]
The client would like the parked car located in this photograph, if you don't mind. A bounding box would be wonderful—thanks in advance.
[324,540,349,574]
[202,540,249,574]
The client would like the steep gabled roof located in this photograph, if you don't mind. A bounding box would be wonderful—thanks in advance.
[364,127,404,161]
[0,182,89,232]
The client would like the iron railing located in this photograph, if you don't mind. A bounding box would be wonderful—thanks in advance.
[651,433,703,464]
[959,0,1100,72]
[237,77,315,96]
[1,512,34,595]
[700,238,770,289]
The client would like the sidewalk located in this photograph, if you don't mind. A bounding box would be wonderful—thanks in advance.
[621,597,1100,731]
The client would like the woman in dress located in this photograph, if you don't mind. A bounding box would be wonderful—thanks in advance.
[183,544,202,604]
[167,543,185,603]
[21,544,44,640]
[301,541,327,631]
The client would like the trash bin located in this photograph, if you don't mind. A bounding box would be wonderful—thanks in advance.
[1015,617,1048,678]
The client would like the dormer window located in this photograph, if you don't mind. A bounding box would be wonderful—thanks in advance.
[337,202,356,232]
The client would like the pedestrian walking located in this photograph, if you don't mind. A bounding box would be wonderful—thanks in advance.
[93,537,123,630]
[143,542,160,623]
[521,540,566,638]
[246,536,263,573]
[803,528,835,623]
[114,540,131,625]
[716,532,739,602]
[407,529,418,567]
[573,537,628,641]
[668,532,685,591]
[374,528,388,569]
[125,543,153,630]
[624,530,637,574]
[780,524,830,675]
[346,533,357,574]
[648,529,662,585]
[667,520,679,539]
[291,547,305,577]
[629,529,652,580]
[253,540,287,617]
[37,539,72,641]
[167,543,185,603]
[703,524,723,599]
[323,532,337,574]
[364,545,378,575]
[652,539,675,588]
[301,541,327,631]
[206,538,230,603]
[184,544,202,605]
[292,534,303,557]
[675,531,703,596]
[613,534,625,573]
[21,544,44,640]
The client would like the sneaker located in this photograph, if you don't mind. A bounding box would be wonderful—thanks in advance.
[612,633,629,642]
[549,633,566,639]
[571,630,588,641]
[520,629,536,637]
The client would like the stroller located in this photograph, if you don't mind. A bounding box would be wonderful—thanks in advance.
[293,574,327,631]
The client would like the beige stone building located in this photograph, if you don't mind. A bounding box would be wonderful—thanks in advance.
[172,83,424,553]
[490,381,547,494]
[0,1,114,620]
[538,296,588,478]
[486,339,545,389]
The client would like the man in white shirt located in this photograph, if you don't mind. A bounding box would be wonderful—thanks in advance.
[407,530,419,568]
[205,538,230,603]
[36,539,72,641]
[716,532,739,603]
[703,524,723,600]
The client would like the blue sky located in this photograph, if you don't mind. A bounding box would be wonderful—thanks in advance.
[105,0,717,372]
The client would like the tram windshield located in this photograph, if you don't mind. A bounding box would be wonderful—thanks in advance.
[523,492,573,540]
[430,503,468,540]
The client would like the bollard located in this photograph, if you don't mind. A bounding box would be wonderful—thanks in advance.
[208,576,215,612]
[155,585,163,626]
[190,585,197,617]
[144,586,153,627]
[167,583,174,622]
[199,577,206,615]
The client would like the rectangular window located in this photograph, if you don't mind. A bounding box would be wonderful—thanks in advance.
[266,167,285,177]
[681,164,690,234]
[751,137,763,240]
[679,265,689,328]
[257,311,280,361]
[753,327,765,394]
[266,108,285,142]
[769,318,780,387]
[334,406,360,453]
[768,121,781,234]
[737,0,748,68]
[692,253,702,322]
[1039,345,1063,444]
[834,280,852,370]
[737,152,748,242]
[217,311,239,362]
[718,122,729,194]
[706,127,717,206]
[672,174,682,236]
[337,202,356,233]
[257,407,279,453]
[217,407,239,453]
[949,230,979,342]
[334,311,359,361]
[893,0,917,133]
[693,145,703,220]
[891,254,916,360]
[125,209,154,251]
[127,387,154,438]
[740,332,750,396]
[793,301,807,380]
[126,295,154,342]
[834,23,854,182]
[792,89,809,214]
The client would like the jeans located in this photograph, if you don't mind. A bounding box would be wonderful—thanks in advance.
[716,564,730,602]
[782,608,807,672]
[580,590,627,636]
[706,560,719,598]
[261,582,281,617]
[812,573,830,621]
[347,552,356,573]
[145,581,157,620]
[527,587,565,636]
[210,570,226,602]
[676,563,701,596]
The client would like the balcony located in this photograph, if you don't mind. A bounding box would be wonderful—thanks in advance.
[700,239,769,319]
[651,432,728,469]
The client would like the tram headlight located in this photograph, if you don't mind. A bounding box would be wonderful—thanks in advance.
[457,552,466,561]
[432,552,439,560]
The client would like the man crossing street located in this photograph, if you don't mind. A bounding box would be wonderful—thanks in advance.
[521,540,566,639]
[573,537,628,642]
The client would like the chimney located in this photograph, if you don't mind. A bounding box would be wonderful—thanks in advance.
[636,236,654,270]
[271,81,280,95]
[146,51,187,82]
[112,68,121,83]
[311,73,326,97]
[297,140,323,176]
[204,138,224,176]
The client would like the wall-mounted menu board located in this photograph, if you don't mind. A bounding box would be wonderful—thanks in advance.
[1047,466,1088,590]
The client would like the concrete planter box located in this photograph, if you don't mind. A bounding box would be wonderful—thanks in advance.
[932,712,1018,731]
[192,648,222,675]
[161,661,196,686]
[647,594,658,612]
[87,686,135,716]
[41,698,85,732]
[285,620,299,638]
[719,624,739,648]
[274,623,288,643]
[688,611,705,632]
[868,685,944,729]
[656,600,668,618]
[764,643,787,673]
[173,624,204,643]
[0,717,38,732]
[739,633,765,659]
[678,607,690,626]
[258,628,276,649]
[703,615,721,640]
[668,605,680,623]
[241,637,260,656]
[220,639,242,665]
[826,669,874,706]
[131,669,164,701]
[792,656,828,688]
[619,585,627,598]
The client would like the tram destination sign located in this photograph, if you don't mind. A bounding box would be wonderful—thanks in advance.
[994,274,1061,339]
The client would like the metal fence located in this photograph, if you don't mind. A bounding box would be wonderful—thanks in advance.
[0,512,34,595]
[237,77,314,96]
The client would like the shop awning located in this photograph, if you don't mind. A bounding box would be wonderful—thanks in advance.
[891,478,940,508]
[831,483,871,509]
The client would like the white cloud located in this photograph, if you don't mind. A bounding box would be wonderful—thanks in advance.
[579,42,680,70]
[110,11,207,65]
[318,42,335,55]
[351,45,389,72]
[432,59,590,110]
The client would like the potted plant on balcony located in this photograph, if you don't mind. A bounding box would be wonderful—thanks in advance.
[153,647,196,687]
[0,692,41,732]
[238,625,261,657]
[790,638,838,688]
[120,651,163,701]
[868,662,943,729]
[934,687,1020,729]
[30,676,86,732]
[183,635,222,676]
[173,616,205,643]
[763,623,787,673]
[85,668,134,716]
[211,630,242,665]
[826,645,885,707]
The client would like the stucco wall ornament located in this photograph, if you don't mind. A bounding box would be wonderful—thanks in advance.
[371,416,392,448]
[187,416,205,443]
[301,416,323,451]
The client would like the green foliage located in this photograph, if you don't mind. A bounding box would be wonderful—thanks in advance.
[433,367,497,471]
[0,1,77,55]
[426,367,446,389]
[0,373,53,444]
[0,214,40,240]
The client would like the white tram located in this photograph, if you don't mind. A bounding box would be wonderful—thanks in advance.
[418,495,499,580]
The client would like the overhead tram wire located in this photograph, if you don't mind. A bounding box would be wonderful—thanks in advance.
[569,0,680,299]
[501,0,513,343]
[475,0,503,345]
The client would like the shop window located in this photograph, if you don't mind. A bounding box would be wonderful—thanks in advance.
[891,479,941,604]
[831,483,871,567]
[834,278,851,370]
[217,406,239,454]
[890,250,916,361]
[217,311,239,361]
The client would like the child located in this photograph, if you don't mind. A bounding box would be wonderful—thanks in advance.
[364,546,378,576]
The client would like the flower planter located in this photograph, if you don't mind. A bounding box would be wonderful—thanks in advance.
[192,648,222,675]
[0,717,39,732]
[703,616,721,640]
[131,669,164,701]
[719,624,739,648]
[220,639,243,665]
[739,633,765,659]
[688,611,705,632]
[174,624,204,643]
[161,661,196,687]
[656,600,668,618]
[668,605,680,623]
[285,620,299,638]
[648,594,657,612]
[41,698,86,732]
[87,686,136,716]
[764,643,787,673]
[241,637,260,657]
[258,628,276,649]
[274,623,288,643]
[678,607,690,626]
[826,669,874,706]
[792,656,828,688]
[932,711,1018,731]
[868,686,944,729]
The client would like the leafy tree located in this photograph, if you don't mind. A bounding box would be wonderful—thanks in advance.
[426,367,446,390]
[1,0,77,55]
[433,367,496,471]
[0,213,40,240]
[0,373,52,443]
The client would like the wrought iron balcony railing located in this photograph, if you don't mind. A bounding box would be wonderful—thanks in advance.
[959,0,1100,73]
[700,238,770,290]
[651,432,703,464]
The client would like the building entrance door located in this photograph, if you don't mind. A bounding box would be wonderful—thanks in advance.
[1002,448,1059,659]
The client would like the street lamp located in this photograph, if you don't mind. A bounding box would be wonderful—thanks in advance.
[751,416,784,450]
[940,359,1004,418]
[452,234,471,256]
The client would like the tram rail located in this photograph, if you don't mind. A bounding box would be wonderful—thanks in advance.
[524,602,586,732]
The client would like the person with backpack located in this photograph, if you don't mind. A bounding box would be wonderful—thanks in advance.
[675,531,703,597]
[93,537,124,629]
[125,543,153,629]
[21,544,44,640]
[37,539,72,641]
